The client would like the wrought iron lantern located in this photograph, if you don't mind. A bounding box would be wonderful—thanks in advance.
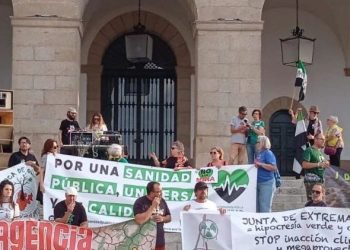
[280,0,316,66]
[125,0,153,64]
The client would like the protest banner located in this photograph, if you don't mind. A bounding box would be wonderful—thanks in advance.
[182,208,350,250]
[231,207,350,250]
[181,211,232,250]
[0,219,156,250]
[325,166,350,208]
[0,164,39,218]
[43,154,257,231]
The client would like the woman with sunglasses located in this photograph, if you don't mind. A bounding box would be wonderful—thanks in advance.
[86,112,108,136]
[207,146,226,168]
[150,141,192,171]
[0,180,20,220]
[255,135,278,213]
[38,139,59,204]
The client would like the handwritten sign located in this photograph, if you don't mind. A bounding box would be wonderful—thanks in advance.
[231,207,350,250]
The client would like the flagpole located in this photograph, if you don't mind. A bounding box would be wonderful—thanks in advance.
[290,86,296,110]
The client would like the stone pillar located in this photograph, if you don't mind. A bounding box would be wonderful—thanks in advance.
[193,20,263,167]
[11,16,82,156]
[176,66,194,157]
[81,64,103,124]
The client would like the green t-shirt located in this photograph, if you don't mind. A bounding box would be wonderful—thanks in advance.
[247,120,265,145]
[303,147,326,183]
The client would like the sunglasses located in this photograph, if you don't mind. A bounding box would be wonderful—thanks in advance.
[171,147,177,150]
[210,151,217,155]
[309,111,319,114]
[240,112,248,115]
[312,190,321,195]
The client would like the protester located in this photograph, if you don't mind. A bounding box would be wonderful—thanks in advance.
[54,187,88,227]
[229,106,249,165]
[59,107,80,155]
[133,181,171,250]
[246,109,265,164]
[305,183,327,207]
[289,105,323,146]
[85,112,108,137]
[38,139,59,203]
[183,182,226,214]
[325,115,344,167]
[149,141,192,170]
[302,134,329,201]
[206,146,226,168]
[0,180,20,220]
[107,144,128,163]
[7,136,40,174]
[255,135,277,213]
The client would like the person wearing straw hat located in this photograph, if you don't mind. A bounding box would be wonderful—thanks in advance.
[289,105,323,146]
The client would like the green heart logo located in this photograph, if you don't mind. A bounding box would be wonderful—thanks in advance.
[211,169,249,203]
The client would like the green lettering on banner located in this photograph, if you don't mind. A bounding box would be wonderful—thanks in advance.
[123,165,192,183]
[123,185,193,201]
[50,175,118,195]
[162,188,193,201]
[88,201,133,217]
[123,185,146,198]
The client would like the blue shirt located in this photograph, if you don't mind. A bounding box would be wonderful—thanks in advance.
[256,149,276,183]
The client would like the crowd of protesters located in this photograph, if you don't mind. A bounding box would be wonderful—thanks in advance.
[0,104,342,249]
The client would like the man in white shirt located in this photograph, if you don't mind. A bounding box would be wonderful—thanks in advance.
[229,106,249,165]
[183,182,225,214]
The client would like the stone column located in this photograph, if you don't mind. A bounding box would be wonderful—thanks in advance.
[81,64,103,123]
[193,20,263,167]
[11,16,82,155]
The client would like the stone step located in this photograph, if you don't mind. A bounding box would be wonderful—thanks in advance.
[279,178,304,188]
[272,202,305,212]
[276,186,305,195]
[274,193,307,203]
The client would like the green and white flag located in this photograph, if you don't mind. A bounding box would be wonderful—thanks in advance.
[292,110,308,174]
[295,61,307,101]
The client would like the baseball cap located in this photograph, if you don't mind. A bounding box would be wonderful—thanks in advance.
[194,182,208,191]
[68,107,77,113]
[65,187,78,196]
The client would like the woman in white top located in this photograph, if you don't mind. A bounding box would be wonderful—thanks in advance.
[0,180,20,220]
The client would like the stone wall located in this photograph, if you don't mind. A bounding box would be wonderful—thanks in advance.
[11,17,82,156]
[194,21,263,166]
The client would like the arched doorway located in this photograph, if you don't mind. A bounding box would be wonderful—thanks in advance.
[269,110,296,176]
[101,34,177,165]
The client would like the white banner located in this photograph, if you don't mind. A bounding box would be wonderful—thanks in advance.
[231,207,350,250]
[43,154,257,231]
[182,208,350,250]
[0,164,39,218]
[181,211,232,250]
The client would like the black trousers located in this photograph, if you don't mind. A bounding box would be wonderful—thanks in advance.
[329,148,343,167]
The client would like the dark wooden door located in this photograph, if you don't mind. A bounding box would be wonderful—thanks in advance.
[269,110,296,176]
